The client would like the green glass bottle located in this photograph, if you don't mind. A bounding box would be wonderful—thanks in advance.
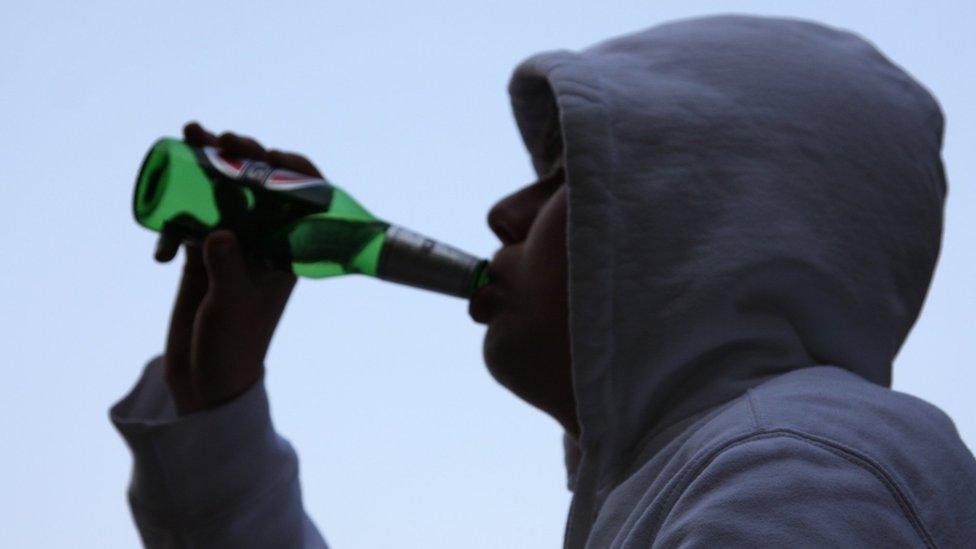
[133,138,489,298]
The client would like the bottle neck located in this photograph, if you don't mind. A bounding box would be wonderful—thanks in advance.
[376,225,488,298]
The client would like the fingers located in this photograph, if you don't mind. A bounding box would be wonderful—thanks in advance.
[253,265,299,310]
[268,149,322,177]
[183,121,218,147]
[165,241,208,414]
[174,122,311,300]
[183,122,320,177]
[170,242,208,339]
[184,121,268,161]
[218,132,269,161]
[155,231,183,263]
[202,230,249,298]
[170,243,209,342]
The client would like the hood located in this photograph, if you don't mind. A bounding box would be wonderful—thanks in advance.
[507,13,945,512]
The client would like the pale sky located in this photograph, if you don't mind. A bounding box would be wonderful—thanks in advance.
[1,1,973,547]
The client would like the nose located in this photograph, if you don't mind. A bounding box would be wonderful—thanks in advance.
[487,164,566,245]
[487,198,520,245]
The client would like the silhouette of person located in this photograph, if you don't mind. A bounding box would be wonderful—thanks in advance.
[111,15,976,548]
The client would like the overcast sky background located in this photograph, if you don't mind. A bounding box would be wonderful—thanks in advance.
[1,1,973,547]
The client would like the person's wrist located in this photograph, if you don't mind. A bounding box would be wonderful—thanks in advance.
[163,357,200,415]
[189,363,265,414]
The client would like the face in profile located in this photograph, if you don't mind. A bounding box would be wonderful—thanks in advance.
[470,157,577,435]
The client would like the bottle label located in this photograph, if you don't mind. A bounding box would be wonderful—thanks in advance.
[200,146,334,206]
[377,225,486,298]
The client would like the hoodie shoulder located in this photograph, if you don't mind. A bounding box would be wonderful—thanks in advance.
[743,366,976,548]
[648,431,932,548]
[604,368,976,547]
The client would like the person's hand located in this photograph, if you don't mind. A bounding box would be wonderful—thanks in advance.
[154,122,320,415]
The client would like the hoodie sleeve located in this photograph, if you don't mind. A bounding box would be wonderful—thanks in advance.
[649,435,931,548]
[110,355,328,548]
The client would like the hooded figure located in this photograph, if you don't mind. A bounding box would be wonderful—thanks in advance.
[111,15,976,548]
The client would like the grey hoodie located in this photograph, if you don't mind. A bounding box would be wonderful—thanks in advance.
[111,15,976,548]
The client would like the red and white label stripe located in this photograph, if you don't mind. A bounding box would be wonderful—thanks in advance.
[204,146,328,190]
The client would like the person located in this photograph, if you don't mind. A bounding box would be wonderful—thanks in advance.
[110,14,976,548]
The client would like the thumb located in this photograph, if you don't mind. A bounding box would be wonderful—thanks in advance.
[203,230,248,295]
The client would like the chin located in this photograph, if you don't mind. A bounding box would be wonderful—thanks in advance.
[482,320,575,430]
[482,321,528,392]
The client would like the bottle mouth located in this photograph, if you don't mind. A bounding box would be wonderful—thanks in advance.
[468,259,491,296]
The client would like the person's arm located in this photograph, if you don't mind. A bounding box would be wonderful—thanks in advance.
[111,123,329,547]
[111,355,327,548]
[644,435,931,547]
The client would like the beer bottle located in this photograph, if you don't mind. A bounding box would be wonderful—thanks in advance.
[133,138,489,298]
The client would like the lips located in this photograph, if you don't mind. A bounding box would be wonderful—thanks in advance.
[468,283,495,324]
[471,254,507,324]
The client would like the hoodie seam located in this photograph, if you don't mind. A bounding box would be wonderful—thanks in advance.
[648,429,936,548]
[603,69,621,494]
[578,47,621,497]
[745,390,764,430]
[539,54,621,549]
[557,78,619,464]
[609,396,745,492]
